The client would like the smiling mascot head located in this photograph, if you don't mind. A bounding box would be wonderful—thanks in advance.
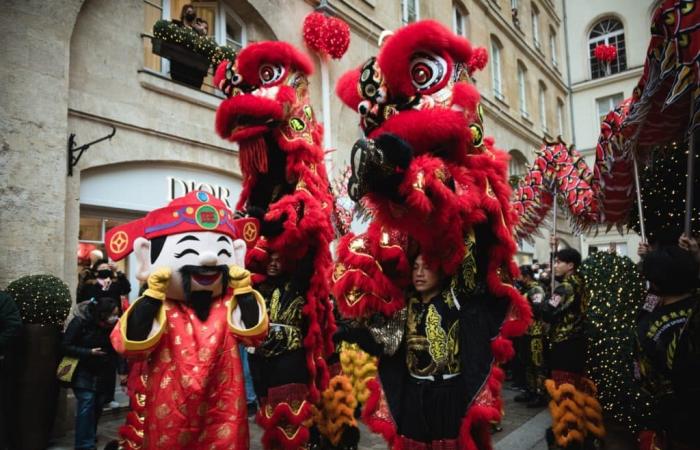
[105,190,260,319]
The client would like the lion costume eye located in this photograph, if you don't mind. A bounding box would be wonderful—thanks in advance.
[409,52,448,93]
[258,64,285,85]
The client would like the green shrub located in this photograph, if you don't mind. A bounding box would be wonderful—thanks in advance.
[6,274,71,326]
[153,20,236,66]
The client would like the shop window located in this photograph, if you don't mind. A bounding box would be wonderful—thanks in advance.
[588,17,627,79]
[79,215,132,275]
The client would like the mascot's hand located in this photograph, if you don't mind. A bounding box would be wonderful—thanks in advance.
[228,265,252,292]
[228,265,259,329]
[143,267,172,301]
[348,133,413,202]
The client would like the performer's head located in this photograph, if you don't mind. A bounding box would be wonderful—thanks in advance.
[519,264,535,283]
[105,191,259,304]
[554,248,581,278]
[88,296,119,329]
[412,254,445,301]
[266,252,283,278]
[642,245,699,297]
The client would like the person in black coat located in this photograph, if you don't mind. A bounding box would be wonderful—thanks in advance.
[62,297,122,450]
[0,291,22,450]
[77,260,131,310]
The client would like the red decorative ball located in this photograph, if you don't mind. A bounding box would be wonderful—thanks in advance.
[303,12,327,55]
[324,16,350,59]
[594,44,617,63]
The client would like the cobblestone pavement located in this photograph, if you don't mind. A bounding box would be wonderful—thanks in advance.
[48,383,546,450]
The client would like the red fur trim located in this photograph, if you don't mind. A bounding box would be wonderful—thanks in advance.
[361,378,399,447]
[215,94,283,141]
[468,47,488,74]
[237,41,314,85]
[213,60,230,89]
[336,67,362,110]
[378,20,473,98]
[491,337,514,363]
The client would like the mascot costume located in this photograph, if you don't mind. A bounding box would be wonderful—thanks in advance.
[212,40,336,449]
[332,20,531,450]
[105,191,268,449]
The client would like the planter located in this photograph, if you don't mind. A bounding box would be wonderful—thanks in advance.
[152,38,210,88]
[14,324,61,450]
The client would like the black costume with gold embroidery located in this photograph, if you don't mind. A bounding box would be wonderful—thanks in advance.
[523,281,548,399]
[248,275,313,449]
[636,293,700,448]
[543,273,586,374]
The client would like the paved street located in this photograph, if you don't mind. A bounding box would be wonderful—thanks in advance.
[47,383,550,450]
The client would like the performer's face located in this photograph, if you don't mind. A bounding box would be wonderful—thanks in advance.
[266,252,283,277]
[412,254,442,298]
[137,231,247,301]
[553,258,573,278]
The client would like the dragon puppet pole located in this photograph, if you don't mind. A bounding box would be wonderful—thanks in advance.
[684,99,696,236]
[551,189,558,295]
[320,58,333,175]
[632,150,647,242]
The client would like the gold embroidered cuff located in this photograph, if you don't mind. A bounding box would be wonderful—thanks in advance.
[227,289,269,337]
[120,296,167,352]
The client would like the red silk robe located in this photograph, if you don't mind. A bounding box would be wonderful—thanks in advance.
[111,290,268,449]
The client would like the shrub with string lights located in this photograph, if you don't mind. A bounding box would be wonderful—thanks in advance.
[153,20,236,66]
[581,251,653,433]
[629,141,700,244]
[6,274,71,327]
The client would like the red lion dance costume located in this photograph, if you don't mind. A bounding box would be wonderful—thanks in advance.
[332,21,530,450]
[212,41,336,449]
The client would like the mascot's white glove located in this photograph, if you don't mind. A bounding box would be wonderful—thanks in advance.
[143,267,172,301]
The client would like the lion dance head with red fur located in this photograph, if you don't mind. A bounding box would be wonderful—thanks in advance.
[213,42,335,405]
[332,20,530,450]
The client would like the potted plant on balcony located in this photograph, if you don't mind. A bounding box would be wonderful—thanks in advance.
[152,20,236,88]
[6,274,71,450]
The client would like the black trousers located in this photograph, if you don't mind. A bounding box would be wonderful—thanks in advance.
[248,348,309,400]
[397,375,467,442]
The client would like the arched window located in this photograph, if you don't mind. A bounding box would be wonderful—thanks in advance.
[549,26,558,67]
[508,150,528,187]
[517,62,528,117]
[531,3,541,50]
[538,81,548,134]
[491,36,504,101]
[402,0,419,25]
[453,3,469,38]
[588,17,627,79]
[556,98,565,138]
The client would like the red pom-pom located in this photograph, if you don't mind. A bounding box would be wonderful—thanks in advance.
[303,12,327,55]
[468,46,488,74]
[325,16,350,59]
[302,12,351,59]
[594,44,617,62]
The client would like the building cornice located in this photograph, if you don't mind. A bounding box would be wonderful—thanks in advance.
[571,66,644,93]
[475,0,568,93]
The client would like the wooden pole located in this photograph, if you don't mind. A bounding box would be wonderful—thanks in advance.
[632,151,647,242]
[551,191,558,295]
[685,99,696,236]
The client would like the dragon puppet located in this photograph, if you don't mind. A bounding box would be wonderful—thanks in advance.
[212,41,336,449]
[332,20,531,450]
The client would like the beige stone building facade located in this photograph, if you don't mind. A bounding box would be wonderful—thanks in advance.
[564,0,659,262]
[1,0,575,296]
